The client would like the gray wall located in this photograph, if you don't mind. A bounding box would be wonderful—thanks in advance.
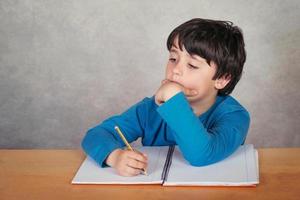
[1,0,299,149]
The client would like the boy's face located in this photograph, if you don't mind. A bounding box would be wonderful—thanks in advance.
[165,36,221,103]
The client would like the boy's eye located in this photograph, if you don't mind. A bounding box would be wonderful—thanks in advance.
[188,64,199,69]
[169,58,198,69]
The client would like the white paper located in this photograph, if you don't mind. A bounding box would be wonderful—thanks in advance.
[72,144,259,186]
[72,146,169,184]
[163,144,259,186]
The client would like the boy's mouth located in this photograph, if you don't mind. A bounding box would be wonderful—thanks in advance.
[168,79,186,88]
[166,78,182,85]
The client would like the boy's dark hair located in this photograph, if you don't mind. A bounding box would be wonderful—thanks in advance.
[167,18,246,96]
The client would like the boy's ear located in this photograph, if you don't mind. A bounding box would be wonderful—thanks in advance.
[214,74,231,90]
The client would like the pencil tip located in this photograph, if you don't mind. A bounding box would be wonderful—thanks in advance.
[143,170,148,176]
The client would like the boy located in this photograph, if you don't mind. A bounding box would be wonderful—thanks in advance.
[81,18,250,177]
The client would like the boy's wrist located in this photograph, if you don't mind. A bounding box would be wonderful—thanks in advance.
[105,148,122,167]
[164,88,182,102]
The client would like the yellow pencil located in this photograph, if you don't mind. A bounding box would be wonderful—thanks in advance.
[114,126,148,176]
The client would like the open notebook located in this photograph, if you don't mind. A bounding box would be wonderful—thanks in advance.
[72,144,259,186]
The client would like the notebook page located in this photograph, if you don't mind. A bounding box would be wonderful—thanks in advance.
[245,145,259,185]
[72,146,169,184]
[255,149,259,181]
[164,144,259,186]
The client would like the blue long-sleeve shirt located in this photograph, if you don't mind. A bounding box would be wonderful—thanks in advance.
[81,92,250,167]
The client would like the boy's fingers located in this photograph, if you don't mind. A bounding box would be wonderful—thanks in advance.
[160,79,197,96]
[127,158,147,170]
[124,165,142,176]
[127,151,148,163]
[135,150,148,160]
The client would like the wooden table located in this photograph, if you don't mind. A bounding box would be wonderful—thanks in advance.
[0,148,299,200]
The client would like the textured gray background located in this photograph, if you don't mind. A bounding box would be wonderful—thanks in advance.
[1,0,299,149]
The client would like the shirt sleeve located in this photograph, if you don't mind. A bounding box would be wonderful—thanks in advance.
[156,91,250,166]
[81,98,147,168]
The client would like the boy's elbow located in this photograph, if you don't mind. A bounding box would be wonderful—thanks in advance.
[186,151,232,167]
[81,129,95,154]
[184,152,220,167]
[81,132,89,153]
[81,134,87,149]
[187,157,213,167]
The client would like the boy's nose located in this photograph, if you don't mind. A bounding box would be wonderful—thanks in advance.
[172,65,183,82]
[172,63,183,76]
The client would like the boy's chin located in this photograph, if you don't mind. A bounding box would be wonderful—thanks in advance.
[186,94,204,104]
[186,94,198,101]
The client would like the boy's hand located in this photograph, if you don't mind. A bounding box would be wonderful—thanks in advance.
[155,79,198,106]
[105,148,148,177]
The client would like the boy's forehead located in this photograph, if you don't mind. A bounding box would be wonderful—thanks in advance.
[170,40,206,62]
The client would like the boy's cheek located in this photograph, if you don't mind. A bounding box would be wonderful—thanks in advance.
[180,79,200,91]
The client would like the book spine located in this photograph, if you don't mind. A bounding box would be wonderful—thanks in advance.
[161,145,175,184]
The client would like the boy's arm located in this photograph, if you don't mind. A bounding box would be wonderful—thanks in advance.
[81,98,148,167]
[156,92,250,166]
